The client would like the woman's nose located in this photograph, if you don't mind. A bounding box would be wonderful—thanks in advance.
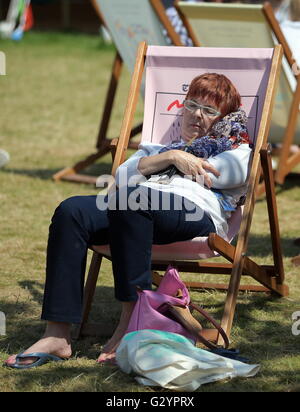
[194,108,204,118]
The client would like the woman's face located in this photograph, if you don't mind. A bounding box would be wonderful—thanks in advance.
[181,97,221,143]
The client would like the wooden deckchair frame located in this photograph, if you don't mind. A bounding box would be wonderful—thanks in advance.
[53,0,184,184]
[176,1,300,191]
[75,42,288,345]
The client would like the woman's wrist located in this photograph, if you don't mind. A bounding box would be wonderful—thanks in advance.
[166,150,177,167]
[138,151,175,176]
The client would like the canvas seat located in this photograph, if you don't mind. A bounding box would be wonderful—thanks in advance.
[76,43,289,345]
[92,206,242,261]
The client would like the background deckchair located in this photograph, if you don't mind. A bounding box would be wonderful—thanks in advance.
[177,1,300,189]
[76,42,288,345]
[53,0,184,184]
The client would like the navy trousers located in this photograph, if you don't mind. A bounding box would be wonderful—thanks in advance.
[41,186,216,324]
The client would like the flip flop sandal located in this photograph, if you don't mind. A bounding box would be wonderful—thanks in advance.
[4,352,66,369]
[209,348,251,363]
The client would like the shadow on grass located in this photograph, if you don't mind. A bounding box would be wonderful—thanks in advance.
[18,279,116,310]
[1,360,139,393]
[2,293,299,392]
[246,234,300,258]
[1,168,62,181]
[4,281,299,360]
[1,282,300,391]
[2,359,299,392]
[0,280,117,356]
[276,172,300,195]
[0,300,45,355]
[256,172,300,203]
[18,281,44,306]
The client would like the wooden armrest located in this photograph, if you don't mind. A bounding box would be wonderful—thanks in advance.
[110,138,119,148]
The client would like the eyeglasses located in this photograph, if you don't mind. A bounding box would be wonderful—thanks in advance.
[183,99,221,117]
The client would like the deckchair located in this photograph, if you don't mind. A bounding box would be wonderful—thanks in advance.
[177,1,300,189]
[53,0,184,184]
[75,42,289,345]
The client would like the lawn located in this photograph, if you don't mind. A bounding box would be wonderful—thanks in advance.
[0,31,300,393]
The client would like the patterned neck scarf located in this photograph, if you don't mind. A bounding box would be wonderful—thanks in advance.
[159,109,250,158]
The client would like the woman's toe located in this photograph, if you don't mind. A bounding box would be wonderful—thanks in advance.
[97,351,116,363]
[4,355,17,366]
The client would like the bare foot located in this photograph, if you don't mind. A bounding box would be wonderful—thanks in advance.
[97,301,135,363]
[4,322,72,367]
[97,326,126,363]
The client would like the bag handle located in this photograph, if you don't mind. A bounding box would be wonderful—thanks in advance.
[189,302,230,350]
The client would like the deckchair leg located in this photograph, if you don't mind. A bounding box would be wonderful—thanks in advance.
[215,146,288,343]
[211,206,287,344]
[74,252,102,339]
[95,51,123,149]
[111,42,147,176]
[207,229,253,344]
[219,260,245,344]
[260,144,285,284]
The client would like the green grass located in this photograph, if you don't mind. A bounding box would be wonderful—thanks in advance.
[0,31,300,392]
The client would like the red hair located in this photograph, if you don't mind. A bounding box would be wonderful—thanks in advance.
[186,73,241,117]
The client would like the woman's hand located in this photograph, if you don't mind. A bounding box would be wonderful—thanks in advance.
[138,151,174,176]
[171,150,220,188]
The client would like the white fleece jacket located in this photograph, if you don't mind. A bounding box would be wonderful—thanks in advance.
[115,142,252,238]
